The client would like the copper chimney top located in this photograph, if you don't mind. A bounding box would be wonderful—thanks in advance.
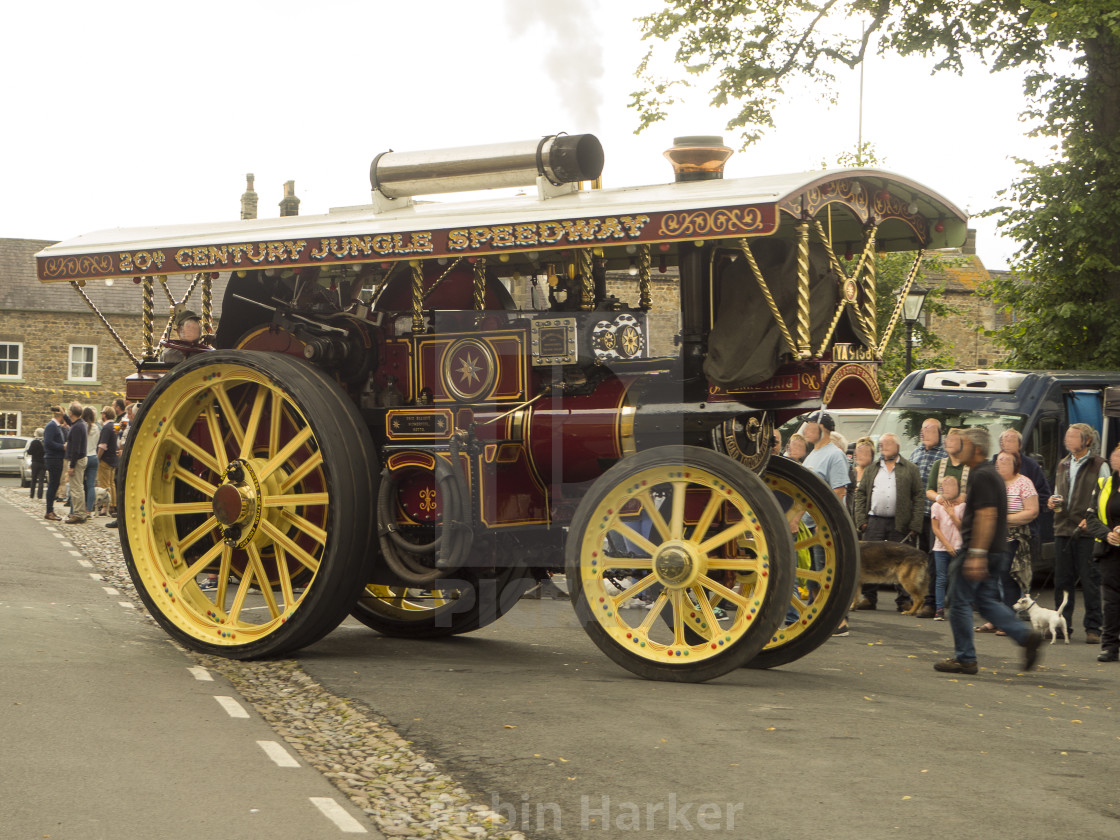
[664,135,733,182]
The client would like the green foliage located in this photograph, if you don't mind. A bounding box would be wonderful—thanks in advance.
[635,1,1120,369]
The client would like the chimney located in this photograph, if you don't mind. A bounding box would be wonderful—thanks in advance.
[279,180,300,217]
[663,136,733,182]
[240,173,258,220]
[963,227,977,256]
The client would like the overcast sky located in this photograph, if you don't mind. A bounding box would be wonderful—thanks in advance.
[4,0,1051,269]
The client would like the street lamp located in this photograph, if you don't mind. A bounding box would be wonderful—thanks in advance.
[902,287,928,375]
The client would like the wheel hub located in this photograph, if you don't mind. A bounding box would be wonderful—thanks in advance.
[653,541,702,589]
[213,459,261,547]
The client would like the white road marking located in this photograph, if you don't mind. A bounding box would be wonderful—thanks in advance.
[257,740,300,767]
[103,587,119,596]
[310,798,368,833]
[117,601,135,610]
[214,695,250,718]
[89,573,103,581]
[59,542,74,548]
[52,532,65,538]
[187,666,213,682]
[69,551,84,558]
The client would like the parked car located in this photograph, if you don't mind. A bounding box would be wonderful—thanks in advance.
[20,439,34,487]
[0,435,33,480]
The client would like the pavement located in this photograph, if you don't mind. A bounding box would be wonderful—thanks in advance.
[0,488,382,840]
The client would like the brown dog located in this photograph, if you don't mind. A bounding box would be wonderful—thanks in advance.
[856,540,929,616]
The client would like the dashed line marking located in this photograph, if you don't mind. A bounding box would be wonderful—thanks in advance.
[103,586,119,596]
[89,573,103,581]
[75,558,92,567]
[51,533,65,539]
[59,542,74,548]
[214,695,250,718]
[117,601,135,610]
[257,740,300,767]
[69,551,83,557]
[188,666,213,682]
[310,797,368,833]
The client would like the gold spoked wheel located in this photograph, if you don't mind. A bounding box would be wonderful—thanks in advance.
[118,350,376,658]
[351,566,534,638]
[747,456,860,669]
[566,446,793,682]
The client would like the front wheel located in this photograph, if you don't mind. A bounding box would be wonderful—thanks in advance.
[566,446,794,682]
[118,350,376,659]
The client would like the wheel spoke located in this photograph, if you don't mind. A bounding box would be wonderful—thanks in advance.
[638,490,671,542]
[212,382,248,455]
[615,572,659,604]
[150,500,215,517]
[258,426,314,482]
[274,545,296,610]
[268,390,283,458]
[245,544,282,619]
[203,403,230,473]
[173,541,225,589]
[689,584,721,641]
[239,385,268,460]
[697,520,753,555]
[605,521,659,559]
[668,589,686,646]
[173,465,217,498]
[279,451,324,493]
[177,515,220,553]
[261,492,329,509]
[166,428,222,475]
[635,594,667,634]
[690,489,723,543]
[226,564,257,625]
[213,545,234,609]
[705,556,762,572]
[784,500,808,528]
[669,480,687,540]
[277,509,328,547]
[697,574,753,610]
[258,518,321,573]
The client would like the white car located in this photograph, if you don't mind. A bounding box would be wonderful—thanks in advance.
[0,435,33,481]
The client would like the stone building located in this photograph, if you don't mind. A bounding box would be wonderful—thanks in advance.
[922,230,1014,369]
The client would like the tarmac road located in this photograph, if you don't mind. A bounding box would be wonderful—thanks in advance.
[300,589,1120,840]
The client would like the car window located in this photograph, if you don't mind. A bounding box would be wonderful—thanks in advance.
[2,438,23,450]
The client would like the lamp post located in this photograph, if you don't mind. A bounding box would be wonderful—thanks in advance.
[902,287,928,375]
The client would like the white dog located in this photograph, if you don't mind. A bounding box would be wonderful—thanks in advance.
[93,486,111,516]
[1013,592,1070,644]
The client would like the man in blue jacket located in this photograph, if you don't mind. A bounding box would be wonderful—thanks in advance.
[43,406,68,521]
[63,402,88,524]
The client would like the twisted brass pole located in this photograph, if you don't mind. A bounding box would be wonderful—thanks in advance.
[796,221,812,358]
[637,245,651,311]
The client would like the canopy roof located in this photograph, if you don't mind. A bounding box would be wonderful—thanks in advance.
[36,168,967,283]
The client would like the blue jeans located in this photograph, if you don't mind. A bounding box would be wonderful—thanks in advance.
[931,550,952,611]
[84,453,99,513]
[947,551,1032,663]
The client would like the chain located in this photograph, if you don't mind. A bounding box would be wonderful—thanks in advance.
[69,281,141,367]
[738,239,798,357]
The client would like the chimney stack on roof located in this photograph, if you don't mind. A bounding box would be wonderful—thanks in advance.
[963,228,977,256]
[240,173,258,220]
[279,180,300,217]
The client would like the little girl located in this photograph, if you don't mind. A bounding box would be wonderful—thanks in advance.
[929,475,965,620]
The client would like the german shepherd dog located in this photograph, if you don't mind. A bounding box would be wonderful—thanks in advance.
[856,541,930,616]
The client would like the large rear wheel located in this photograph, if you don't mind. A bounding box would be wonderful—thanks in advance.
[566,446,794,682]
[118,350,376,658]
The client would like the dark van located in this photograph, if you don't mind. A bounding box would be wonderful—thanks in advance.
[867,369,1120,573]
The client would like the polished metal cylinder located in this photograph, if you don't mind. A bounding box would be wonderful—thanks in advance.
[370,134,604,198]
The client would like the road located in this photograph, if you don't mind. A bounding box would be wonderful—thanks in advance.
[3,473,1119,840]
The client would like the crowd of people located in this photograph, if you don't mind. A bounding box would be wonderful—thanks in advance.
[27,397,136,529]
[777,412,1120,669]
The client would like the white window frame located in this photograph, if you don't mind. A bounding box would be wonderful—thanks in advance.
[0,410,20,435]
[0,342,22,380]
[69,344,98,382]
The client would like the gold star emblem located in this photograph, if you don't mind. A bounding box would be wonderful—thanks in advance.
[456,352,482,387]
[618,325,641,357]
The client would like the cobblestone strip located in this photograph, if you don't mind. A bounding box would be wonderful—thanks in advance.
[4,488,526,840]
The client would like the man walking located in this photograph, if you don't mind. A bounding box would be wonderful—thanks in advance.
[853,433,925,610]
[64,402,89,524]
[1050,423,1109,644]
[43,406,67,521]
[910,418,947,617]
[935,427,1043,674]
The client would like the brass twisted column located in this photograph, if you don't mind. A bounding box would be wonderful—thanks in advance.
[410,260,424,334]
[637,245,651,311]
[141,275,156,360]
[578,248,594,310]
[796,220,812,358]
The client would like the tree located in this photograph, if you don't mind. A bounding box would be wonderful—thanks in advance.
[633,1,1120,369]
